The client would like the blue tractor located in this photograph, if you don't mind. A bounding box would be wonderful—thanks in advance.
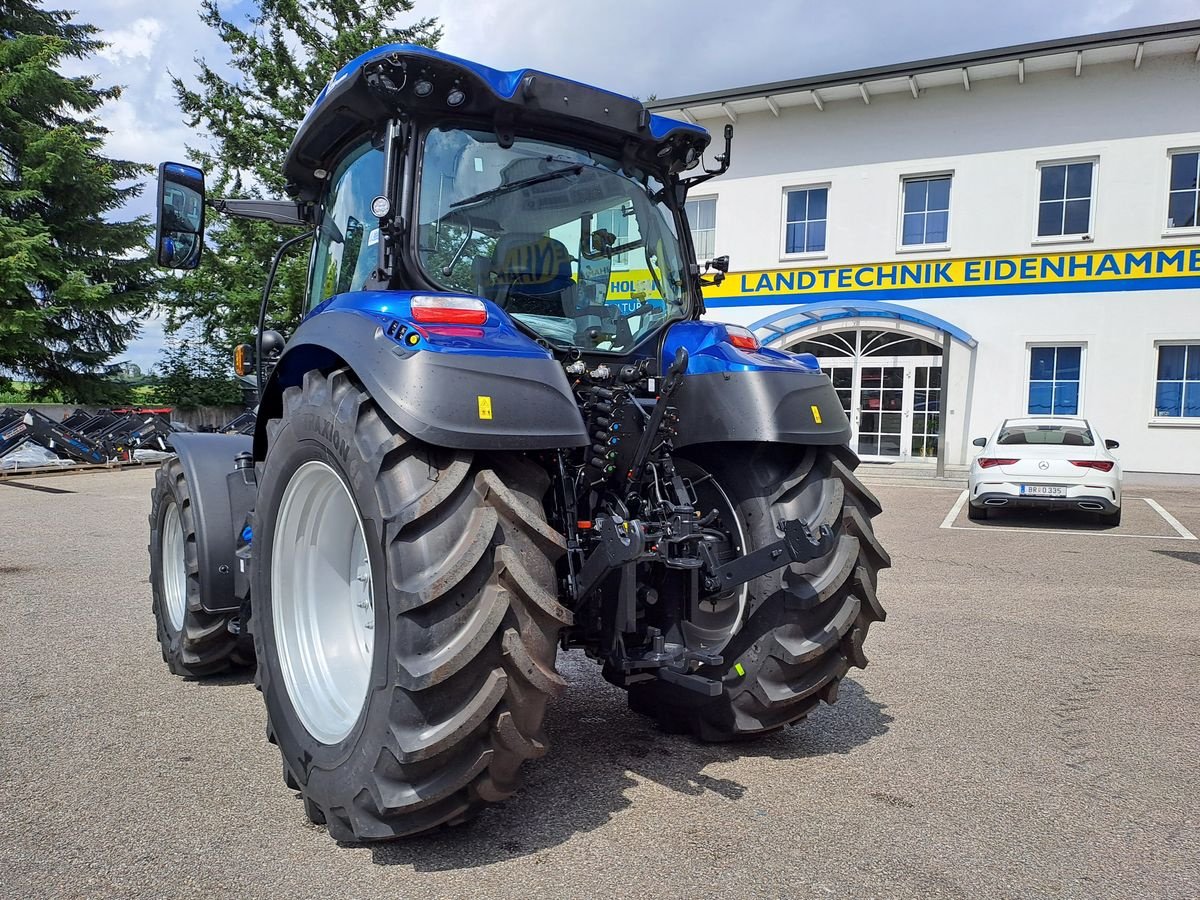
[147,45,889,842]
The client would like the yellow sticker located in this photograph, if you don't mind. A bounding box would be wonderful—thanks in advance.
[478,396,493,420]
[811,404,823,425]
[733,662,745,677]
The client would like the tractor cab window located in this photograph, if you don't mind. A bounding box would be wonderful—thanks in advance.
[416,127,690,353]
[307,140,385,309]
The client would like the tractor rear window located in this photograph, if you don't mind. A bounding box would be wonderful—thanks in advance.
[416,127,691,354]
[997,424,1095,446]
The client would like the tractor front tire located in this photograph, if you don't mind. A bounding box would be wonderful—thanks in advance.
[628,444,889,741]
[148,459,253,677]
[251,368,570,841]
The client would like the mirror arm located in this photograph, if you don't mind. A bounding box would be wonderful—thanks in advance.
[209,198,311,226]
[679,123,733,193]
[256,230,317,396]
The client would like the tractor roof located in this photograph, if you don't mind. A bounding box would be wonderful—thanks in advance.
[282,44,709,200]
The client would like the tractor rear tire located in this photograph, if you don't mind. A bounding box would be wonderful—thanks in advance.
[251,368,570,841]
[627,443,889,741]
[148,459,253,677]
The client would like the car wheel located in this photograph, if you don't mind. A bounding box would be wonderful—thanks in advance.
[967,503,988,521]
[1099,507,1121,527]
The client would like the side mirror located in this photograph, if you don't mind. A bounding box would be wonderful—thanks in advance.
[155,162,206,269]
[702,254,730,286]
[1105,439,1119,450]
[972,437,987,447]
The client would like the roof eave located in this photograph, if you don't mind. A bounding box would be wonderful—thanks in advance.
[647,19,1200,111]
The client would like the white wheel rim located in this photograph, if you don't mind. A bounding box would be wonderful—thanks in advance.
[271,460,375,745]
[161,501,188,632]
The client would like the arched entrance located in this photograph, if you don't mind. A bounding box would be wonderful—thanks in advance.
[748,300,977,468]
[788,328,942,461]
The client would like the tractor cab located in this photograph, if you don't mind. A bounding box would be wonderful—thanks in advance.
[284,45,726,357]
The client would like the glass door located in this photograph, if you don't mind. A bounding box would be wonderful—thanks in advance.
[804,329,943,463]
[856,364,904,459]
[910,364,942,460]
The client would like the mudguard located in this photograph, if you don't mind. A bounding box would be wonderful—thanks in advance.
[255,306,589,458]
[170,433,253,613]
[672,370,851,448]
[663,321,852,448]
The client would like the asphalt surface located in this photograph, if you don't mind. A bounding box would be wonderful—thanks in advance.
[1,467,1198,899]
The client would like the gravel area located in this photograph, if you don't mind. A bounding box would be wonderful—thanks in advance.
[1,467,1197,899]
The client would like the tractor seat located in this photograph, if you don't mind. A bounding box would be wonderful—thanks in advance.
[488,235,576,318]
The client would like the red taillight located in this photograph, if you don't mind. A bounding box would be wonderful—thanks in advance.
[724,324,760,351]
[977,458,1018,469]
[1070,459,1114,472]
[411,295,488,325]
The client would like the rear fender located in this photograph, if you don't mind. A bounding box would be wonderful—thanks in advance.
[254,303,588,459]
[664,321,852,448]
[170,433,253,614]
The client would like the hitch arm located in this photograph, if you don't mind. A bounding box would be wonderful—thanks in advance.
[574,516,645,602]
[703,518,833,592]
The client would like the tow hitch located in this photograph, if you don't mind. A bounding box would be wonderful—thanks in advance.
[577,512,833,695]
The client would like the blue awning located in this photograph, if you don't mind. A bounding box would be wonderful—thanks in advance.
[749,299,977,349]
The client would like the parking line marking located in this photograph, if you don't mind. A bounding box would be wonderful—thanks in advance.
[945,524,1194,540]
[1142,497,1198,540]
[940,490,969,529]
[938,491,1197,541]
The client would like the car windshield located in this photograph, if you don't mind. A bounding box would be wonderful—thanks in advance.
[997,423,1095,446]
[417,126,691,353]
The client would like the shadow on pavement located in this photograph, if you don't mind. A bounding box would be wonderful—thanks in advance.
[367,654,891,870]
[972,508,1114,531]
[190,668,255,687]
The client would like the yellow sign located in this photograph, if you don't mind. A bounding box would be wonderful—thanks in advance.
[811,404,823,425]
[697,245,1200,307]
[477,396,492,420]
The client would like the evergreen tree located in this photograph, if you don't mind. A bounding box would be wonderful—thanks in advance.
[157,324,245,409]
[167,1,441,346]
[0,0,157,402]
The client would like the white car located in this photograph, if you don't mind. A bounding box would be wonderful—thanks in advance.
[967,416,1123,525]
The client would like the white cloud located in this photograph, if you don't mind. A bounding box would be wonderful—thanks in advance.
[96,17,163,63]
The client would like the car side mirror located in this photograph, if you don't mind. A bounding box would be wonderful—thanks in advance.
[972,437,987,447]
[709,254,729,273]
[155,162,206,270]
[1105,439,1119,450]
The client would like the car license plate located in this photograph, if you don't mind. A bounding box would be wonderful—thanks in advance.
[1020,485,1066,497]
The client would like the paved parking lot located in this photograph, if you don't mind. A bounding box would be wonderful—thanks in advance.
[1,467,1198,899]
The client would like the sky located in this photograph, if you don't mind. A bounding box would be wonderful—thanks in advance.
[64,0,1200,371]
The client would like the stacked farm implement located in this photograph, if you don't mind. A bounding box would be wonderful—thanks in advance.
[0,407,182,471]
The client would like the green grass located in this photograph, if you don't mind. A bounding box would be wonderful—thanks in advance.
[0,382,63,404]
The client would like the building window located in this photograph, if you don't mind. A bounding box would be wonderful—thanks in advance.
[1154,343,1200,418]
[1037,160,1094,238]
[901,175,951,246]
[1167,151,1199,230]
[683,196,717,260]
[1028,345,1083,415]
[783,186,827,254]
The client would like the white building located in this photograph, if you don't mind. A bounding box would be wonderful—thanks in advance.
[650,21,1200,474]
